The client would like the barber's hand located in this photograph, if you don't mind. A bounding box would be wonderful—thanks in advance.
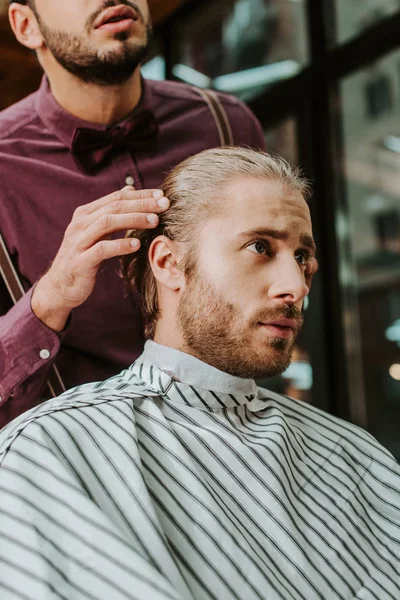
[31,187,169,332]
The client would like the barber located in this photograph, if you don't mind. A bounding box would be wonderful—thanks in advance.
[0,0,265,426]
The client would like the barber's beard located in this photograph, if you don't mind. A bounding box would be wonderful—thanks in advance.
[177,272,303,380]
[34,5,151,86]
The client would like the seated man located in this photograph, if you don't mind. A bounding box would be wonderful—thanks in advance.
[0,147,398,600]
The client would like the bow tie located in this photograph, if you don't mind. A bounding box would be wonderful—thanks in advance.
[71,109,158,173]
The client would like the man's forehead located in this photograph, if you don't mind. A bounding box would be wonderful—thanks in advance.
[220,176,308,210]
[217,176,312,233]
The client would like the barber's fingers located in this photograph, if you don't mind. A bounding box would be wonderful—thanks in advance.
[73,187,165,217]
[93,196,170,218]
[80,213,161,250]
[83,237,142,268]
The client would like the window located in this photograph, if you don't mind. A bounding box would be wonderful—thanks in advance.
[338,49,400,458]
[365,73,393,119]
[336,0,400,44]
[170,0,308,101]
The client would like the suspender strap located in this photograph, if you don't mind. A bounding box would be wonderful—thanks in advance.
[193,88,234,146]
[46,364,67,397]
[0,234,24,303]
[0,233,66,398]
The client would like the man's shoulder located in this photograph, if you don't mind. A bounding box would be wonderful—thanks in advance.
[258,387,397,466]
[0,90,40,141]
[148,79,258,119]
[0,369,158,462]
[148,79,264,148]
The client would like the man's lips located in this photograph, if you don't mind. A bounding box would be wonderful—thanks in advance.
[94,5,138,29]
[258,318,300,339]
[262,318,298,329]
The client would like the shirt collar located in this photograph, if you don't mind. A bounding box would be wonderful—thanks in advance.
[35,74,155,150]
[127,340,259,410]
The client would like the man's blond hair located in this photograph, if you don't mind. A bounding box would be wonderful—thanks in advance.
[121,146,310,338]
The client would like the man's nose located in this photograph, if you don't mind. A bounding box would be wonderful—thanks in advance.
[267,257,309,304]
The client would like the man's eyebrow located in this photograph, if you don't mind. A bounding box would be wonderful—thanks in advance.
[235,228,317,253]
[300,234,317,253]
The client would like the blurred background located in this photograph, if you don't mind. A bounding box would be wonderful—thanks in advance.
[1,0,400,458]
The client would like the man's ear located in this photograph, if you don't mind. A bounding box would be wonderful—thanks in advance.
[149,236,185,292]
[9,4,44,50]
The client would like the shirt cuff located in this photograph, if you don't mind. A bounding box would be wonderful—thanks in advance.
[0,288,68,403]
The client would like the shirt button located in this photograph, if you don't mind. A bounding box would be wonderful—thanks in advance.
[39,349,51,360]
[125,176,135,186]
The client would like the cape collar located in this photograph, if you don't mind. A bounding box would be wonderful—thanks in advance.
[126,341,259,410]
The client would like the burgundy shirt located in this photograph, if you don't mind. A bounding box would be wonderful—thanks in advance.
[0,76,265,426]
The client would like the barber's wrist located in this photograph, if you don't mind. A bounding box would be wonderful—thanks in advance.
[31,277,72,333]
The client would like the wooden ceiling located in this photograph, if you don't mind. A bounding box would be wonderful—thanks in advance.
[0,0,189,110]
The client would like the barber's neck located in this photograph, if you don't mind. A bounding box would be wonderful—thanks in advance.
[43,57,142,126]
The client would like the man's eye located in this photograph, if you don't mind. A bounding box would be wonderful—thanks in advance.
[295,250,310,266]
[248,241,269,255]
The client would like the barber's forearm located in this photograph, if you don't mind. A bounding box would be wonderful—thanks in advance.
[0,288,64,426]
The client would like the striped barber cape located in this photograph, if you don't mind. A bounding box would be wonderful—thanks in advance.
[0,343,399,600]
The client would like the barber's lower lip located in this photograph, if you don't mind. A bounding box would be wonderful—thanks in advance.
[258,324,294,339]
[96,18,136,33]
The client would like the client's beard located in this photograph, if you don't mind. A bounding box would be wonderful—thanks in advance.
[177,273,303,380]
